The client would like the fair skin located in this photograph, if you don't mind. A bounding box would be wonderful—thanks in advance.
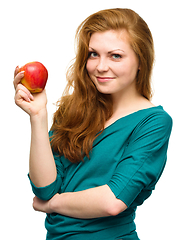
[14,29,153,218]
[87,30,154,128]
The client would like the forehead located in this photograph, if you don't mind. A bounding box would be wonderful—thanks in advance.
[89,29,131,51]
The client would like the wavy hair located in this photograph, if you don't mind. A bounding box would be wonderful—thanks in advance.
[50,8,155,163]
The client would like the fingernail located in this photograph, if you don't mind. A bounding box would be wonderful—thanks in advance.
[30,94,34,101]
[19,71,25,76]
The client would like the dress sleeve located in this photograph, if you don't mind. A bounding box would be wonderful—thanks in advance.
[28,131,64,201]
[107,111,173,207]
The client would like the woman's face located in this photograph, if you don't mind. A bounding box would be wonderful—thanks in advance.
[86,30,140,98]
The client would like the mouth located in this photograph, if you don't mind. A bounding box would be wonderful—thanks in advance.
[96,76,115,83]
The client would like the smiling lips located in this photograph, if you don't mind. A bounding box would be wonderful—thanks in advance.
[96,76,115,83]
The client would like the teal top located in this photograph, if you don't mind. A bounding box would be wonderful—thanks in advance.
[29,106,172,240]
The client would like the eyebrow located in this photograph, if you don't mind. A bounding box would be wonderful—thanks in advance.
[89,47,124,53]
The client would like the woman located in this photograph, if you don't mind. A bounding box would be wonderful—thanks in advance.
[14,8,172,240]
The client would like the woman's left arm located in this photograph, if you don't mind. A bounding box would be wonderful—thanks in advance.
[33,184,127,218]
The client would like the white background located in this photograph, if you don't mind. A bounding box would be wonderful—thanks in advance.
[0,0,178,239]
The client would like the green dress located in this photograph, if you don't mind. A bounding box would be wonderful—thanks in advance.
[29,106,172,240]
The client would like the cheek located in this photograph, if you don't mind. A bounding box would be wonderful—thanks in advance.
[86,60,95,75]
[117,61,139,80]
[86,61,96,86]
[128,64,139,80]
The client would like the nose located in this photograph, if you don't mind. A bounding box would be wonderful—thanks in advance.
[96,57,109,72]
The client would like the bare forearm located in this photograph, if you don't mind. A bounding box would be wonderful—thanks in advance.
[29,109,57,187]
[50,185,127,219]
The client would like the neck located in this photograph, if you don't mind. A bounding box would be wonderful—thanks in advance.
[104,84,154,129]
[112,86,141,115]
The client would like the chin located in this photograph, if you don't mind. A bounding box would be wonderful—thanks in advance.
[96,88,113,95]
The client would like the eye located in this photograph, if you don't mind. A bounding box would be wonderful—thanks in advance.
[88,51,98,58]
[112,54,122,60]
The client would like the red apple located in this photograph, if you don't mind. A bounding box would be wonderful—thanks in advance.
[19,61,48,93]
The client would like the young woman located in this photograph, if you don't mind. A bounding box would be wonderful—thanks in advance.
[14,8,172,240]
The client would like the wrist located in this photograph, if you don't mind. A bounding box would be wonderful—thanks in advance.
[30,108,48,125]
[49,194,61,213]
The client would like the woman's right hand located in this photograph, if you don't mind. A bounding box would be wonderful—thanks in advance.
[13,66,48,117]
[14,66,57,189]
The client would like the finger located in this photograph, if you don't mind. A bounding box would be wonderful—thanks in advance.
[16,83,34,101]
[13,71,25,90]
[15,88,31,104]
[14,66,19,78]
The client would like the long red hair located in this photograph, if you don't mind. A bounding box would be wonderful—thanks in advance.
[50,8,154,163]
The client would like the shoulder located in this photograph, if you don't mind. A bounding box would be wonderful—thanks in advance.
[132,106,173,143]
[134,98,172,129]
[144,106,173,130]
[123,106,173,156]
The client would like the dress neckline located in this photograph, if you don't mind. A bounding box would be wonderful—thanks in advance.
[104,105,163,131]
